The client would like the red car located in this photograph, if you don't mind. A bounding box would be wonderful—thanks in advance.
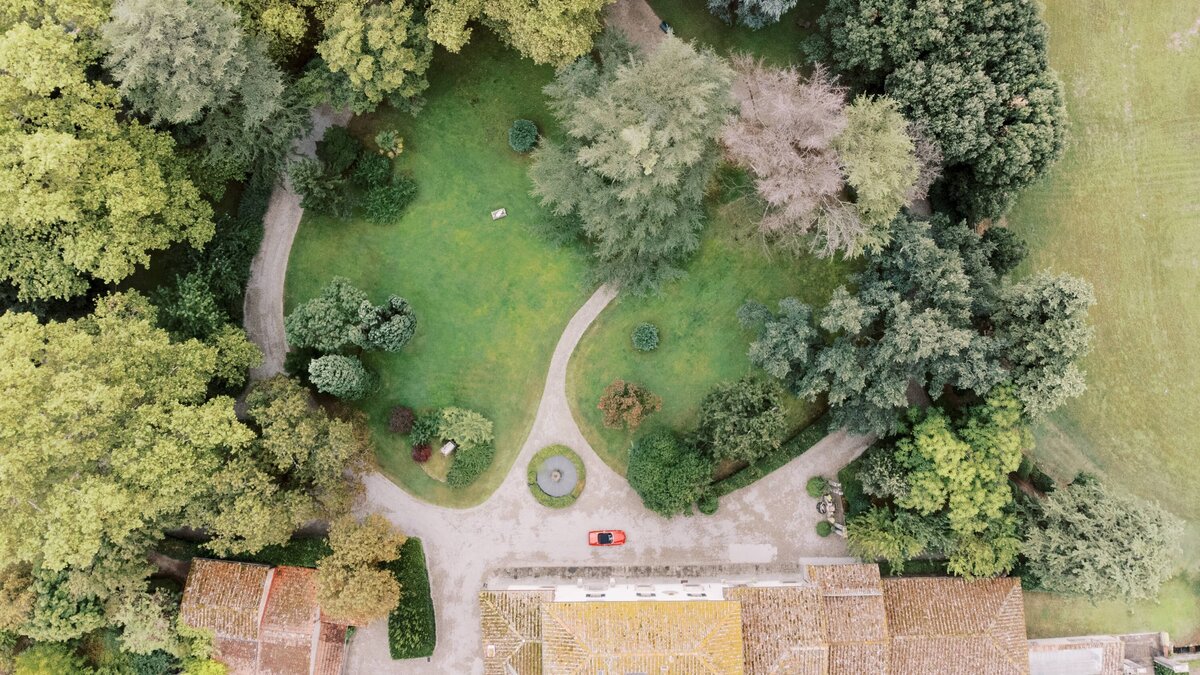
[588,530,626,546]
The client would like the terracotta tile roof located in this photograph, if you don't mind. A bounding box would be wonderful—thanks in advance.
[725,586,827,675]
[828,642,889,675]
[259,635,313,675]
[480,590,552,675]
[313,623,348,675]
[262,567,319,636]
[540,600,745,675]
[808,563,882,595]
[883,577,1029,675]
[180,559,271,641]
[212,637,258,675]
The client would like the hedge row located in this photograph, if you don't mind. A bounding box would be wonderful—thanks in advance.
[707,412,831,500]
[387,538,437,659]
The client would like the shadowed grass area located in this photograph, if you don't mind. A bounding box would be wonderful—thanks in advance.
[1003,0,1200,637]
[648,0,821,67]
[287,34,590,507]
[568,172,854,475]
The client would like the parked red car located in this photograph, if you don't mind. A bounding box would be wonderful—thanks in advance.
[588,530,626,546]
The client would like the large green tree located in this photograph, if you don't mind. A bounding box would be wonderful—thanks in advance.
[695,377,787,463]
[317,514,405,625]
[0,20,213,301]
[427,0,611,66]
[1022,476,1182,601]
[0,293,253,638]
[626,432,712,517]
[811,0,1067,221]
[316,0,433,113]
[530,35,735,292]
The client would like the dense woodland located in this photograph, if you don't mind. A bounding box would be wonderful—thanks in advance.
[0,0,1184,672]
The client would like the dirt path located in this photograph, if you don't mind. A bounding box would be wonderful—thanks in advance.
[244,105,351,381]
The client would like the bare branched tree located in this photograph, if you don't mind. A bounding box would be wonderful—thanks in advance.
[907,121,944,203]
[722,56,849,254]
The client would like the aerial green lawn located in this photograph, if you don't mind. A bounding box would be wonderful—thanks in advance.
[1025,575,1200,644]
[648,0,817,66]
[287,34,590,507]
[567,172,853,475]
[1006,0,1200,636]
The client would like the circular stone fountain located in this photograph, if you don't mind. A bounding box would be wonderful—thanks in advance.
[535,454,578,497]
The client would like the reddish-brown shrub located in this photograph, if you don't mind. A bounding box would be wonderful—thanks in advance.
[389,406,415,434]
[411,444,432,463]
[598,380,663,431]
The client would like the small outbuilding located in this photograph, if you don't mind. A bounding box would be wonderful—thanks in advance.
[440,440,458,456]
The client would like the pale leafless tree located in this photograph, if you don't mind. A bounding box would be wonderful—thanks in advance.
[906,121,944,203]
[721,56,852,255]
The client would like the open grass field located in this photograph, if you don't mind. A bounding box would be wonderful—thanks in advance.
[1006,0,1200,637]
[1025,575,1200,644]
[567,174,853,475]
[287,34,590,507]
[647,0,817,67]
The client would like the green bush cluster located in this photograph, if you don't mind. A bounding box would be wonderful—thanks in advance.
[409,412,441,447]
[446,442,495,488]
[526,445,586,508]
[352,152,392,188]
[707,414,829,499]
[806,476,828,498]
[508,119,538,153]
[386,538,436,659]
[816,521,833,537]
[308,354,373,400]
[365,175,418,224]
[631,322,660,351]
[697,494,719,515]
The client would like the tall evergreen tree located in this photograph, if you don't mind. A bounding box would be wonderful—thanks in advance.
[530,35,735,292]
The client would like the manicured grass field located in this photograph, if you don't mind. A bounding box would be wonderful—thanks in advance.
[648,0,818,66]
[1005,0,1200,636]
[1025,575,1200,644]
[287,34,590,507]
[567,175,853,475]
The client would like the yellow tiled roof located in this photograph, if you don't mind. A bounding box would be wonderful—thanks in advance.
[541,601,745,675]
[480,590,552,675]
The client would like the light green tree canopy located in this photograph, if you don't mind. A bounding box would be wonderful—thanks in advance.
[530,35,735,292]
[316,0,433,113]
[427,0,611,66]
[0,19,213,301]
[834,95,920,227]
[317,514,405,625]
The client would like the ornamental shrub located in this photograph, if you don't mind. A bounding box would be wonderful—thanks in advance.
[627,432,713,517]
[508,119,538,153]
[389,406,415,434]
[698,494,719,515]
[364,176,418,224]
[308,354,372,400]
[806,476,828,498]
[351,151,391,188]
[446,442,495,487]
[409,413,441,446]
[317,125,360,177]
[598,380,662,431]
[631,322,659,351]
[411,445,431,463]
[439,408,494,447]
[816,521,833,537]
[375,129,404,158]
[386,539,436,658]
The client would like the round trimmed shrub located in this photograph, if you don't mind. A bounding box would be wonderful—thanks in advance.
[816,521,833,537]
[698,494,719,515]
[508,119,538,153]
[411,444,432,463]
[806,476,829,498]
[389,406,415,434]
[365,175,418,224]
[631,322,659,351]
[526,445,586,508]
[308,354,371,400]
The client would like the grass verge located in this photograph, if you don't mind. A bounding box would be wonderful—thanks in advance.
[287,33,590,507]
[526,445,586,508]
[567,170,853,475]
[647,0,819,66]
[386,538,436,659]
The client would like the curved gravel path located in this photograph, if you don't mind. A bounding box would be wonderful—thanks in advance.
[341,283,873,674]
[244,105,352,381]
[238,91,874,675]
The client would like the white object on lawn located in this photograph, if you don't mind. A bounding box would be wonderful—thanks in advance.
[440,440,458,456]
[491,208,507,220]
